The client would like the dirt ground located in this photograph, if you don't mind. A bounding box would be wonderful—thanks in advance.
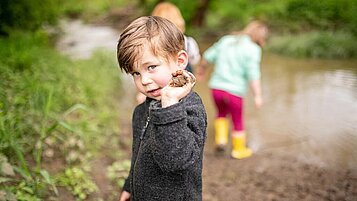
[88,138,357,201]
[202,150,357,201]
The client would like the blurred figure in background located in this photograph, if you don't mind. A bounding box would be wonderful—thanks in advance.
[136,2,201,104]
[151,2,201,73]
[196,20,268,159]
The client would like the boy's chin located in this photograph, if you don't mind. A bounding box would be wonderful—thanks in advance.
[144,94,161,101]
[151,96,161,101]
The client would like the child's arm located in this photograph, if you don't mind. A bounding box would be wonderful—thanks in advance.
[245,46,263,108]
[250,79,263,108]
[150,92,206,172]
[195,58,209,81]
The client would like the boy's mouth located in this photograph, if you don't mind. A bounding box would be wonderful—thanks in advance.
[147,88,161,97]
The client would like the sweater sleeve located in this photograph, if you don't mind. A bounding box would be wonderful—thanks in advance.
[122,177,131,193]
[150,92,207,172]
[244,44,262,81]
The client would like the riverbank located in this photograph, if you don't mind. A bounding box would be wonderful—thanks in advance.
[202,148,357,201]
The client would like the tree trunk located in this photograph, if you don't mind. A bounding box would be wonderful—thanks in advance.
[191,0,211,27]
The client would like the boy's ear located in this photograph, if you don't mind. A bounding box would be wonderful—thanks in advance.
[177,50,188,70]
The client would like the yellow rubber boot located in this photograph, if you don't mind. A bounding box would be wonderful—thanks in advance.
[231,133,252,159]
[214,118,229,151]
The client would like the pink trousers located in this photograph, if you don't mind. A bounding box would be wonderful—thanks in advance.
[211,89,244,131]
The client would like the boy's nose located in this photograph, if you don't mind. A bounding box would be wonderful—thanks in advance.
[141,74,152,86]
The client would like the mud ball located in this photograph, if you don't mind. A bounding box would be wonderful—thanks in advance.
[169,70,189,87]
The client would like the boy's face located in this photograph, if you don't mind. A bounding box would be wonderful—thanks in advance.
[131,45,188,101]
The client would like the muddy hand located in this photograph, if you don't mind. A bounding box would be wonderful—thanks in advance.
[162,70,196,108]
[186,71,196,85]
[169,70,196,87]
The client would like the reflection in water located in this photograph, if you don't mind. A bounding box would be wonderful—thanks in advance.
[243,54,357,170]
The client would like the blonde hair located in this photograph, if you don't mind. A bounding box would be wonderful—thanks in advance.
[242,20,269,47]
[151,2,185,33]
[117,16,185,74]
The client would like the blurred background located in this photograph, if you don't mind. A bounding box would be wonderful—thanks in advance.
[1,0,356,200]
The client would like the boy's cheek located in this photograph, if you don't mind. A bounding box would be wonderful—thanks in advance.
[133,81,145,93]
[162,78,174,87]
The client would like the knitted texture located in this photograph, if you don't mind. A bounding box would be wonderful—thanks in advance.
[123,91,207,201]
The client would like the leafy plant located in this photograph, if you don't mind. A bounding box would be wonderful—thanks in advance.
[0,0,60,34]
[0,30,122,200]
[106,160,131,188]
[57,167,98,200]
[267,31,357,58]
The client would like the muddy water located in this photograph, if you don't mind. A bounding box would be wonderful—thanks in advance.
[197,53,357,170]
[57,20,120,59]
[57,21,357,170]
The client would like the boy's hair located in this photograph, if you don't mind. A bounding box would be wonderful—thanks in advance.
[151,2,185,33]
[117,16,185,74]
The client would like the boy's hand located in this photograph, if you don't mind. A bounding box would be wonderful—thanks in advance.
[118,191,130,201]
[161,70,196,108]
[169,70,188,87]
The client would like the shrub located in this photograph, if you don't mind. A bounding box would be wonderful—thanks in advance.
[0,0,60,34]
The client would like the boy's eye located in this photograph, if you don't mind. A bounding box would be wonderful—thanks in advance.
[148,65,157,71]
[131,72,140,77]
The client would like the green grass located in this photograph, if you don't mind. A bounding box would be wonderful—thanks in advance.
[266,31,357,59]
[60,0,131,21]
[0,30,125,200]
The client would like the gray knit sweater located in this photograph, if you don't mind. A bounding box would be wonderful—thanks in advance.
[122,91,207,201]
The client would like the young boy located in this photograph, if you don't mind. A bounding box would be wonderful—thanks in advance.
[117,16,207,201]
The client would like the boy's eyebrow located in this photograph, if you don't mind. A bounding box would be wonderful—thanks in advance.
[141,60,162,67]
[130,61,152,72]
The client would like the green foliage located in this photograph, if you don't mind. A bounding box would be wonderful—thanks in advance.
[1,166,57,201]
[0,31,61,178]
[0,0,131,33]
[106,160,131,188]
[0,31,123,199]
[283,0,357,33]
[171,0,199,24]
[60,0,130,21]
[12,181,42,201]
[0,0,60,34]
[57,167,98,200]
[267,31,357,58]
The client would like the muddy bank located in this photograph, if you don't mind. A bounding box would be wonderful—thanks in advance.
[202,150,357,201]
